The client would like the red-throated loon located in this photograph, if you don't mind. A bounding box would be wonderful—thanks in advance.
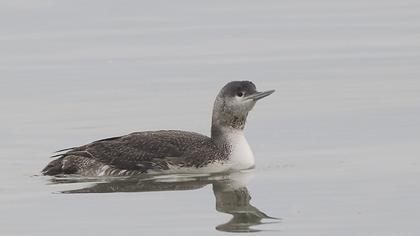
[42,81,275,176]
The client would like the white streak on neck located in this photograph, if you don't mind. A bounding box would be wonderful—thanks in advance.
[225,129,255,170]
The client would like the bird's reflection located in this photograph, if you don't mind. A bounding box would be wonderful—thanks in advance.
[212,178,278,232]
[50,171,279,232]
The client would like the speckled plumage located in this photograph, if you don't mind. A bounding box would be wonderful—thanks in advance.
[43,130,229,176]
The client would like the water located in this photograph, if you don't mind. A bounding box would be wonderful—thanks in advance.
[1,0,420,235]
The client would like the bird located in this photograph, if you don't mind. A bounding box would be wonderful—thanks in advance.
[42,81,275,176]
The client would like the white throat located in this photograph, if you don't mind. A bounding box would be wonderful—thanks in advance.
[224,129,255,170]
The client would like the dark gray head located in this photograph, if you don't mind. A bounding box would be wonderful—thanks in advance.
[211,81,275,138]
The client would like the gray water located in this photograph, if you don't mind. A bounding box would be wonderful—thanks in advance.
[1,0,420,235]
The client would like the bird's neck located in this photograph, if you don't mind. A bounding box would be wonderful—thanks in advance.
[210,99,253,168]
[212,116,246,136]
[211,123,255,170]
[211,124,241,143]
[211,108,250,153]
[211,112,248,141]
[211,95,249,140]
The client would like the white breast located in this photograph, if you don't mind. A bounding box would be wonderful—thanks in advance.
[225,130,255,170]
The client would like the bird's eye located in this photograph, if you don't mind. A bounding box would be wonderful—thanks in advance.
[237,92,244,97]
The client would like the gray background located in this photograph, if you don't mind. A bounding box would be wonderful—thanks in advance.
[1,0,419,235]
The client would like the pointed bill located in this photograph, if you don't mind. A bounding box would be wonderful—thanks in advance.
[245,90,275,101]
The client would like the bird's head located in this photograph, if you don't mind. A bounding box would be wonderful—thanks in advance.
[212,81,275,134]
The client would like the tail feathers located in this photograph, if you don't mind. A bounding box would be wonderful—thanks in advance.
[42,157,78,176]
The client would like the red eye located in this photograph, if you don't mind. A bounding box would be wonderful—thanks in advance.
[237,92,244,97]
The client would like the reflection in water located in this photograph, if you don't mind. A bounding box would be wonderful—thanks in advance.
[212,180,278,232]
[50,172,279,232]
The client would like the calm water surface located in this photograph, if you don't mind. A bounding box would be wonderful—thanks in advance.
[1,0,420,235]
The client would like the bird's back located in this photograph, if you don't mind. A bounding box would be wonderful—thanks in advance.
[42,130,229,176]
